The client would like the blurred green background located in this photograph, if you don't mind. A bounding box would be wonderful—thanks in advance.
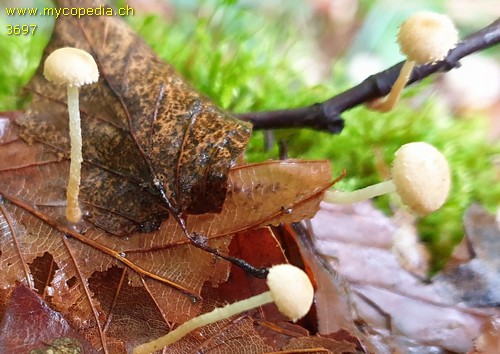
[1,0,499,270]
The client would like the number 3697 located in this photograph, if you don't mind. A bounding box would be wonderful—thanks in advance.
[6,24,37,35]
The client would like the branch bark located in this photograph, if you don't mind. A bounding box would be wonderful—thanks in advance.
[237,18,500,134]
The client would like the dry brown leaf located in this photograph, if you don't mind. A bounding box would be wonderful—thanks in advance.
[282,336,357,353]
[283,223,355,335]
[471,317,500,353]
[189,160,333,237]
[166,316,275,353]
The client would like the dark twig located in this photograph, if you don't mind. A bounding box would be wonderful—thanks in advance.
[237,18,500,134]
[153,180,270,280]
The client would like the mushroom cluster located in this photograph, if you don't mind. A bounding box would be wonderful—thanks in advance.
[43,47,99,223]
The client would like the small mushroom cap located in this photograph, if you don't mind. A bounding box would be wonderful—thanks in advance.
[391,142,451,215]
[266,264,314,322]
[397,12,459,64]
[44,47,99,87]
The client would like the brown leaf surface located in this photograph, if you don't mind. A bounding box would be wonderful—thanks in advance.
[189,160,333,237]
[470,317,500,353]
[140,228,285,354]
[1,226,350,353]
[286,223,355,336]
[282,336,357,353]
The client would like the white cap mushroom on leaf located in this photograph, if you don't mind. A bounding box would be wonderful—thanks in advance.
[324,142,451,215]
[43,47,99,223]
[371,11,459,112]
[133,264,314,354]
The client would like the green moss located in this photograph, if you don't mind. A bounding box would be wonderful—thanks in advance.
[0,0,53,111]
[1,0,498,270]
[0,34,48,111]
[127,1,326,113]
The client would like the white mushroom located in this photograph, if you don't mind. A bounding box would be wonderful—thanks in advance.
[372,12,458,112]
[324,142,451,215]
[133,264,314,354]
[43,47,99,223]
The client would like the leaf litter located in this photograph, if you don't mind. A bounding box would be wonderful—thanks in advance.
[309,201,500,353]
[0,0,337,351]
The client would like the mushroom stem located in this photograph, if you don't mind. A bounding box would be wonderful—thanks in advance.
[323,180,397,204]
[372,60,416,112]
[66,85,83,223]
[133,264,314,354]
[43,47,99,223]
[133,292,274,354]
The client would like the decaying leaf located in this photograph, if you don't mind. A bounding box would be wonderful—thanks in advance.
[282,336,357,353]
[30,337,84,354]
[0,225,350,353]
[471,317,500,353]
[283,223,356,335]
[189,160,333,237]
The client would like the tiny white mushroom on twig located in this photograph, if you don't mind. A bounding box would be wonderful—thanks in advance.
[371,11,459,112]
[133,264,314,354]
[324,142,451,215]
[43,47,99,223]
